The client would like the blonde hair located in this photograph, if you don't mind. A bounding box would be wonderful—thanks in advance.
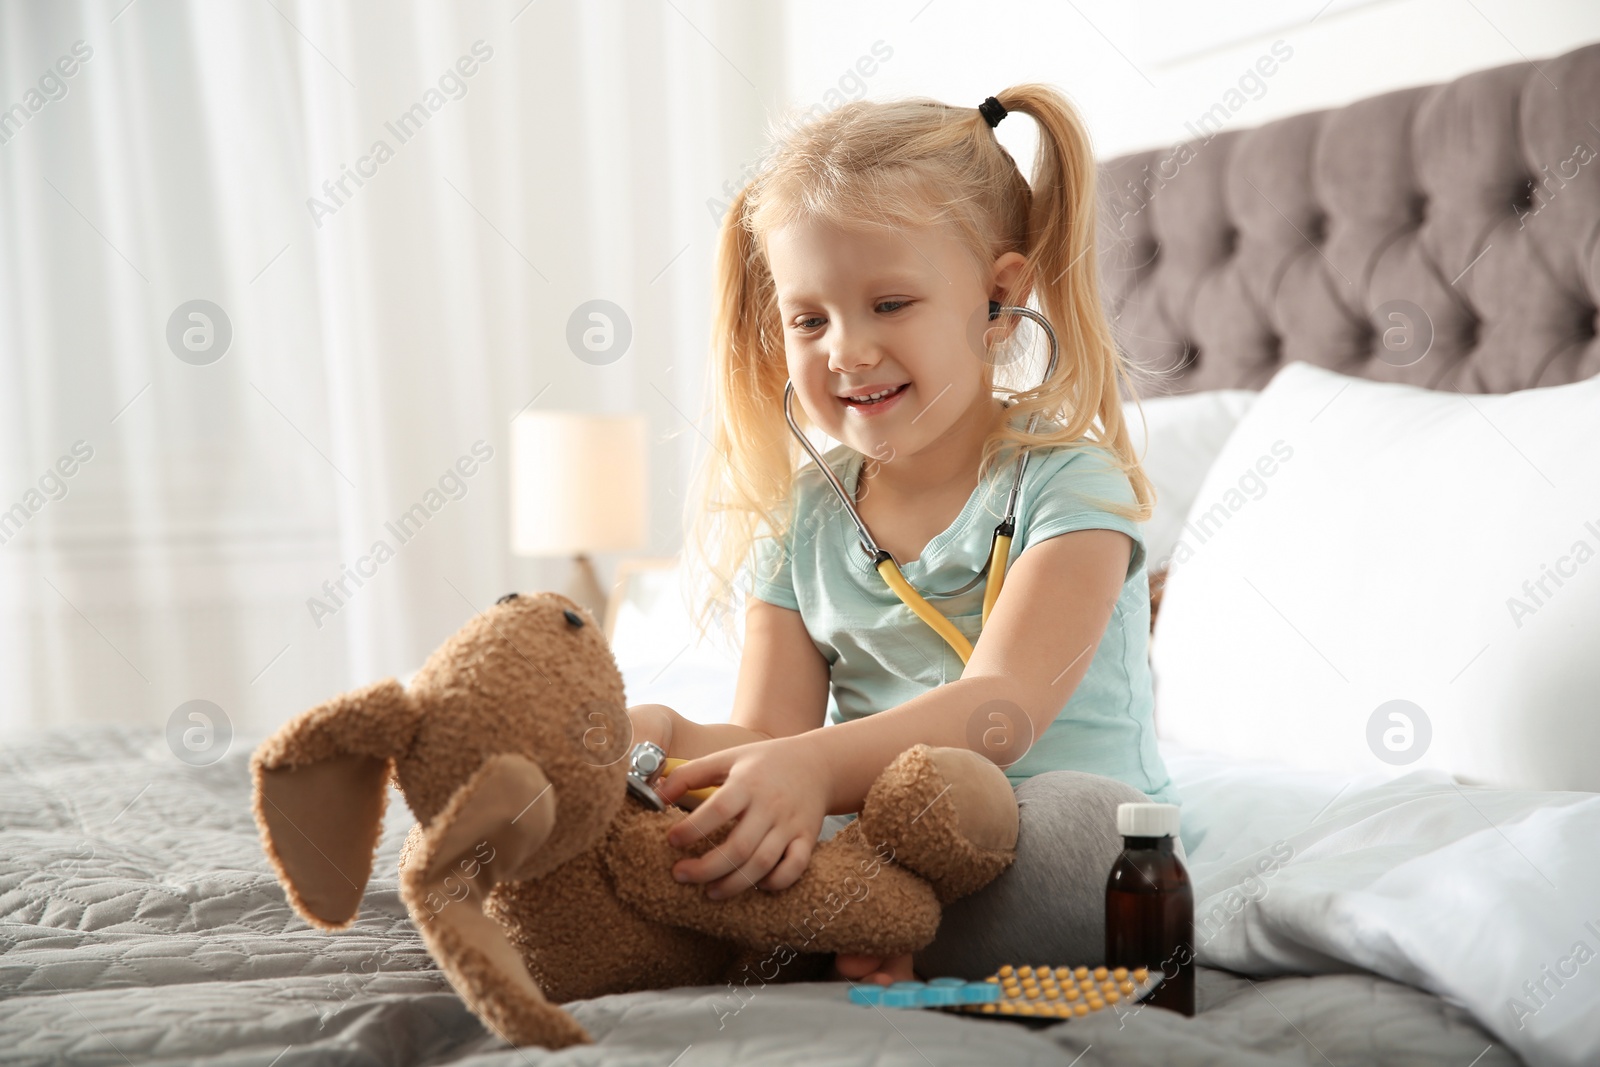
[681,84,1156,648]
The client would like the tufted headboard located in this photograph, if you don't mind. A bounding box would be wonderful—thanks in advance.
[1096,41,1600,396]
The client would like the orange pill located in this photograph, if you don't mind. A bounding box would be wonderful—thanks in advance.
[1074,1002,1090,1016]
[1093,966,1109,980]
[1133,967,1148,982]
[1112,967,1128,981]
[1074,966,1090,980]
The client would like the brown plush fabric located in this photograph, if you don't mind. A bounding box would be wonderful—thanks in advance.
[254,753,389,928]
[250,592,1018,1048]
[604,800,943,955]
[399,780,584,1048]
[855,745,1019,905]
[251,676,421,930]
[413,753,557,885]
[486,836,735,1004]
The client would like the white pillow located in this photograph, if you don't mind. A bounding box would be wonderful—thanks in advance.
[1151,362,1600,791]
[1166,739,1600,1066]
[1122,391,1258,570]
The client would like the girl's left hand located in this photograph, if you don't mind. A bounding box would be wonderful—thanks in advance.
[657,735,831,899]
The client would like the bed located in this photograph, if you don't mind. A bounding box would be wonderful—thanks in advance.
[0,730,1525,1066]
[5,41,1599,1067]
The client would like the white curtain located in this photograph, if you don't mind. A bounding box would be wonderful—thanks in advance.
[0,0,782,740]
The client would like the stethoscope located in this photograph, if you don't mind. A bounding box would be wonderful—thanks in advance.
[781,302,1060,665]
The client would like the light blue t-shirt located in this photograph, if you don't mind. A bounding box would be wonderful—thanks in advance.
[745,436,1177,804]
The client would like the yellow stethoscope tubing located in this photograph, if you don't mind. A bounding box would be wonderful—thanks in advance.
[875,555,980,663]
[660,757,718,802]
[980,528,1013,625]
[780,304,1060,667]
[875,524,1011,665]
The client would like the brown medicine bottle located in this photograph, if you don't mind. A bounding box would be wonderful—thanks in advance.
[1104,802,1194,1016]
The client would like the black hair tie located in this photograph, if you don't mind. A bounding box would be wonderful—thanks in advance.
[978,96,1007,128]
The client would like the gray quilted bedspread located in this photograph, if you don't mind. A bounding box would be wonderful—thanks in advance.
[0,729,1518,1066]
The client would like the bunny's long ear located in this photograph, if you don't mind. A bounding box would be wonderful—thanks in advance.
[250,678,422,930]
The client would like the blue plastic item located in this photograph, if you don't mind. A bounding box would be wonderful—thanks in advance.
[847,978,1001,1008]
[846,964,1161,1020]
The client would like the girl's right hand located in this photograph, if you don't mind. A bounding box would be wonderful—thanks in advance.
[626,703,678,754]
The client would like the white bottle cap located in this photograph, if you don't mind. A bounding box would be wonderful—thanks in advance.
[1117,802,1180,838]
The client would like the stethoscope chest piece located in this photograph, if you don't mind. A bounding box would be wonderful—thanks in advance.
[625,741,669,810]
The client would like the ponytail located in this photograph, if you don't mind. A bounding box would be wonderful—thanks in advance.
[975,84,1154,523]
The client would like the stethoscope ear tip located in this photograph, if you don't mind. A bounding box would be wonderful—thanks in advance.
[988,299,1001,321]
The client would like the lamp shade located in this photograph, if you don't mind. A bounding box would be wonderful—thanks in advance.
[510,412,648,556]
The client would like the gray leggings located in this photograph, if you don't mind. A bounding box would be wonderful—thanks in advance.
[820,770,1185,979]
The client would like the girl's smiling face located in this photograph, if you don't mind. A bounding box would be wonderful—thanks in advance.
[765,216,1026,470]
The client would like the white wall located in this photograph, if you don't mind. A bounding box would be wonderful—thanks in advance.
[780,0,1600,170]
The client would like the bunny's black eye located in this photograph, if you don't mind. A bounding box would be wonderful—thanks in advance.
[563,609,585,628]
[496,592,521,605]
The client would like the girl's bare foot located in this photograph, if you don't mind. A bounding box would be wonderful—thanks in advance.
[829,952,918,986]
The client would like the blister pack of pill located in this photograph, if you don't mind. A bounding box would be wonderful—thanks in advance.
[847,964,1159,1020]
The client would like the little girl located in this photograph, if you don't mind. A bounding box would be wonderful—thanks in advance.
[629,84,1178,985]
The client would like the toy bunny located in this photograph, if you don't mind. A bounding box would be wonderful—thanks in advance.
[251,591,1019,1047]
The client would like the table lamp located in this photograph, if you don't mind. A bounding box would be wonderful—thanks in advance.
[510,411,648,619]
